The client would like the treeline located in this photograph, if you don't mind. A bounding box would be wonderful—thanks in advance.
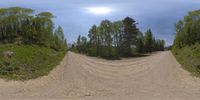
[173,10,200,48]
[71,17,165,59]
[0,7,67,51]
[172,10,200,76]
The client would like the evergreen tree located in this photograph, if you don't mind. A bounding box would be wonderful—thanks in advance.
[122,17,138,56]
[136,31,145,53]
[77,35,81,53]
[144,29,153,53]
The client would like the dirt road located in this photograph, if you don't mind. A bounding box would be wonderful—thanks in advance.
[0,51,200,100]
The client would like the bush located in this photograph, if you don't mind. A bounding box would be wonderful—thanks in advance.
[172,43,200,76]
[0,44,66,80]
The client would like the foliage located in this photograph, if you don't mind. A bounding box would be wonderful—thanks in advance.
[172,43,200,76]
[144,29,153,52]
[122,17,138,56]
[71,17,165,59]
[0,7,67,80]
[0,7,67,51]
[53,26,67,51]
[173,10,200,48]
[0,44,66,80]
[173,10,200,76]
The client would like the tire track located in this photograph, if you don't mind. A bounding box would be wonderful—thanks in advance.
[0,51,200,100]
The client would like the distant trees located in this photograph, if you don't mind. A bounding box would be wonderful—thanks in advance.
[76,35,88,54]
[72,17,165,59]
[136,31,145,53]
[144,29,153,52]
[76,35,81,53]
[53,26,67,51]
[142,29,165,52]
[155,39,165,51]
[0,7,67,51]
[173,10,200,48]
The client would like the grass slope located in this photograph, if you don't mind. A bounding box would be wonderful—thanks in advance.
[172,43,200,76]
[0,44,66,80]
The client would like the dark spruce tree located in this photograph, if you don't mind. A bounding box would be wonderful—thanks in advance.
[122,17,138,56]
[144,29,153,53]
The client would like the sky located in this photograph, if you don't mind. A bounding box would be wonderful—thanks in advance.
[0,0,200,45]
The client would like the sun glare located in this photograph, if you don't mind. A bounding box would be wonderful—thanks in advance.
[86,7,112,15]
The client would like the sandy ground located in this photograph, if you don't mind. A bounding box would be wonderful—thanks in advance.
[0,51,200,100]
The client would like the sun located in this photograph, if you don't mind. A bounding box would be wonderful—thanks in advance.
[86,7,112,15]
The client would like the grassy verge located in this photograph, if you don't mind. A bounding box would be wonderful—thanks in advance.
[0,44,66,80]
[172,43,200,76]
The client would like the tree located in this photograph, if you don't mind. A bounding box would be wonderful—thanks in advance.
[55,26,65,41]
[35,12,54,46]
[81,36,87,52]
[0,7,34,43]
[136,31,145,53]
[0,7,67,51]
[99,20,113,57]
[144,29,153,53]
[74,17,165,59]
[173,10,200,48]
[122,17,138,56]
[88,25,100,56]
[76,35,81,53]
[113,21,124,55]
[159,40,165,51]
[53,26,67,51]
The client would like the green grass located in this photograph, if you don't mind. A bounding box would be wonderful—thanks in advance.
[172,43,200,76]
[0,44,66,80]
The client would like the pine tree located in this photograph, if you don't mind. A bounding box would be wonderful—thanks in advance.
[122,17,138,56]
[144,29,153,53]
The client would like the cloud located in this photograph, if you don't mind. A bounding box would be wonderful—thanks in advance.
[0,0,200,45]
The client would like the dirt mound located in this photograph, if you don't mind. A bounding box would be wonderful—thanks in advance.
[0,51,200,100]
